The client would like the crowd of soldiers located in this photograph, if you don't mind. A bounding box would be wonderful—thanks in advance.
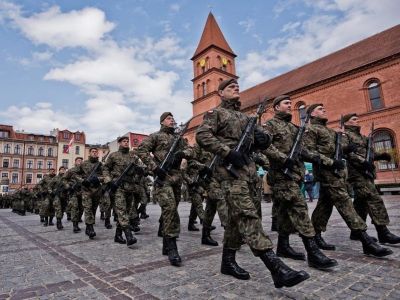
[1,78,399,289]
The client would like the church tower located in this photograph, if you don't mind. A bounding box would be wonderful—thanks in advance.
[191,12,238,117]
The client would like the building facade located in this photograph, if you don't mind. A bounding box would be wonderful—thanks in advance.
[189,14,400,188]
[53,129,86,170]
[108,132,148,153]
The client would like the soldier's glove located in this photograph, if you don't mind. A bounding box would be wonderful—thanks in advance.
[225,150,246,169]
[253,155,265,166]
[154,166,167,181]
[343,142,357,155]
[254,129,271,150]
[109,181,119,193]
[134,166,146,176]
[82,179,91,188]
[89,176,101,188]
[172,151,186,168]
[331,159,345,171]
[375,152,391,162]
[283,157,296,171]
[362,160,375,172]
[199,166,213,179]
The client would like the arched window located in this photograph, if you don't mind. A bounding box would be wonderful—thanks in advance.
[366,80,383,110]
[197,84,201,98]
[4,144,11,154]
[373,130,397,170]
[38,147,44,156]
[202,82,206,96]
[27,146,34,156]
[47,148,53,157]
[295,101,307,125]
[14,144,21,155]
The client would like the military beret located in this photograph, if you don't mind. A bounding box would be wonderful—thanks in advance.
[273,95,290,107]
[306,103,323,115]
[75,157,83,161]
[58,166,65,171]
[117,136,129,143]
[343,113,357,123]
[160,112,173,123]
[218,78,238,91]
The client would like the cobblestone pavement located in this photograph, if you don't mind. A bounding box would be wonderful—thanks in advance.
[1,196,399,300]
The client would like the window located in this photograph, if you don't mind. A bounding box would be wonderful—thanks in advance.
[0,131,9,138]
[2,173,8,178]
[295,101,307,125]
[75,133,81,141]
[39,136,44,142]
[27,160,33,169]
[63,131,70,139]
[38,147,44,156]
[63,145,69,153]
[62,159,69,169]
[202,82,206,96]
[13,159,20,168]
[49,137,54,143]
[14,144,21,154]
[367,80,383,110]
[4,144,11,154]
[29,135,34,141]
[3,159,9,168]
[47,161,53,169]
[373,130,398,170]
[47,148,53,157]
[12,173,19,184]
[36,174,43,182]
[37,161,43,170]
[133,139,139,146]
[75,146,80,155]
[26,174,32,184]
[27,146,34,155]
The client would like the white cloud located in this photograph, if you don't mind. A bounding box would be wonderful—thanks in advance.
[238,18,255,33]
[170,4,180,12]
[239,0,400,88]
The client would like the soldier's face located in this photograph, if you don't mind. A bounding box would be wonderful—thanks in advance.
[59,169,65,175]
[346,116,359,126]
[90,149,98,158]
[311,106,327,118]
[276,100,292,113]
[119,139,129,148]
[219,83,240,100]
[49,169,56,175]
[162,115,175,128]
[75,158,83,166]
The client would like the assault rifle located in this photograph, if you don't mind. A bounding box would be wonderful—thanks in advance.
[154,118,192,186]
[333,115,344,177]
[83,161,102,188]
[192,155,219,187]
[365,122,376,180]
[226,97,270,179]
[103,162,145,194]
[283,106,311,179]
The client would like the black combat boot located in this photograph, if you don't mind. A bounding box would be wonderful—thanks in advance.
[271,217,278,232]
[140,212,149,219]
[158,222,163,237]
[130,218,141,232]
[35,209,40,214]
[67,213,71,221]
[162,237,168,255]
[188,222,200,231]
[123,227,137,248]
[40,216,45,223]
[104,218,113,229]
[350,230,378,242]
[201,226,218,246]
[56,218,63,230]
[114,225,126,244]
[166,237,182,266]
[73,222,81,233]
[314,232,335,250]
[375,225,400,244]
[220,248,250,280]
[301,235,338,270]
[276,234,306,261]
[43,216,49,227]
[48,216,54,226]
[258,249,310,288]
[85,224,96,239]
[358,231,393,257]
[100,211,105,220]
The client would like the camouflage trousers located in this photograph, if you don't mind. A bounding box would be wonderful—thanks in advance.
[272,181,315,237]
[251,179,262,219]
[129,191,143,221]
[53,195,68,219]
[70,193,83,223]
[82,189,101,225]
[221,179,273,252]
[203,183,228,228]
[99,192,114,219]
[154,182,181,238]
[188,186,205,224]
[40,195,55,217]
[352,179,390,226]
[114,188,136,228]
[312,180,367,233]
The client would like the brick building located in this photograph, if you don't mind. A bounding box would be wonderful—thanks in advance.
[0,125,58,191]
[188,13,400,187]
[53,129,86,170]
[108,132,148,153]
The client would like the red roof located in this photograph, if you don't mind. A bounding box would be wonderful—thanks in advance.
[192,12,235,59]
[240,24,400,108]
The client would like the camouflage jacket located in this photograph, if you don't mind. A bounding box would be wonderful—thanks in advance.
[38,174,56,194]
[64,165,83,193]
[182,144,210,186]
[303,116,348,183]
[263,112,306,183]
[76,157,104,191]
[195,98,258,182]
[50,173,68,197]
[103,147,145,189]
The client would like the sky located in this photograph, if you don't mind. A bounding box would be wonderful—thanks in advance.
[0,0,399,144]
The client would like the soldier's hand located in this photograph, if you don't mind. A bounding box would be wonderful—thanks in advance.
[311,155,321,166]
[225,150,246,169]
[283,157,295,170]
[254,129,271,150]
[375,152,391,162]
[109,181,119,193]
[343,142,357,154]
[154,166,167,181]
[331,159,345,170]
[199,166,213,179]
[82,179,91,188]
[362,160,375,172]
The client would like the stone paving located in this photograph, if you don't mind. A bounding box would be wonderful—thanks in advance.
[0,196,399,300]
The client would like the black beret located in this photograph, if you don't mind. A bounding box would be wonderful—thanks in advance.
[273,95,290,107]
[117,136,129,143]
[306,103,323,115]
[160,112,173,123]
[343,113,357,123]
[218,78,238,91]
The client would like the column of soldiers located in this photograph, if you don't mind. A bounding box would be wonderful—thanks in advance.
[3,78,399,290]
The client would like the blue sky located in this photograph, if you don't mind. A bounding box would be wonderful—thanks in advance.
[0,0,399,143]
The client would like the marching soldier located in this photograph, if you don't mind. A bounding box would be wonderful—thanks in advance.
[196,78,309,288]
[137,112,192,266]
[263,95,337,270]
[52,166,68,230]
[304,104,392,257]
[39,168,56,226]
[343,113,400,244]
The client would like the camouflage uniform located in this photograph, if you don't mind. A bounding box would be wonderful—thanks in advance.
[51,173,68,220]
[303,117,367,233]
[39,174,56,219]
[196,99,273,253]
[64,166,84,223]
[263,112,315,237]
